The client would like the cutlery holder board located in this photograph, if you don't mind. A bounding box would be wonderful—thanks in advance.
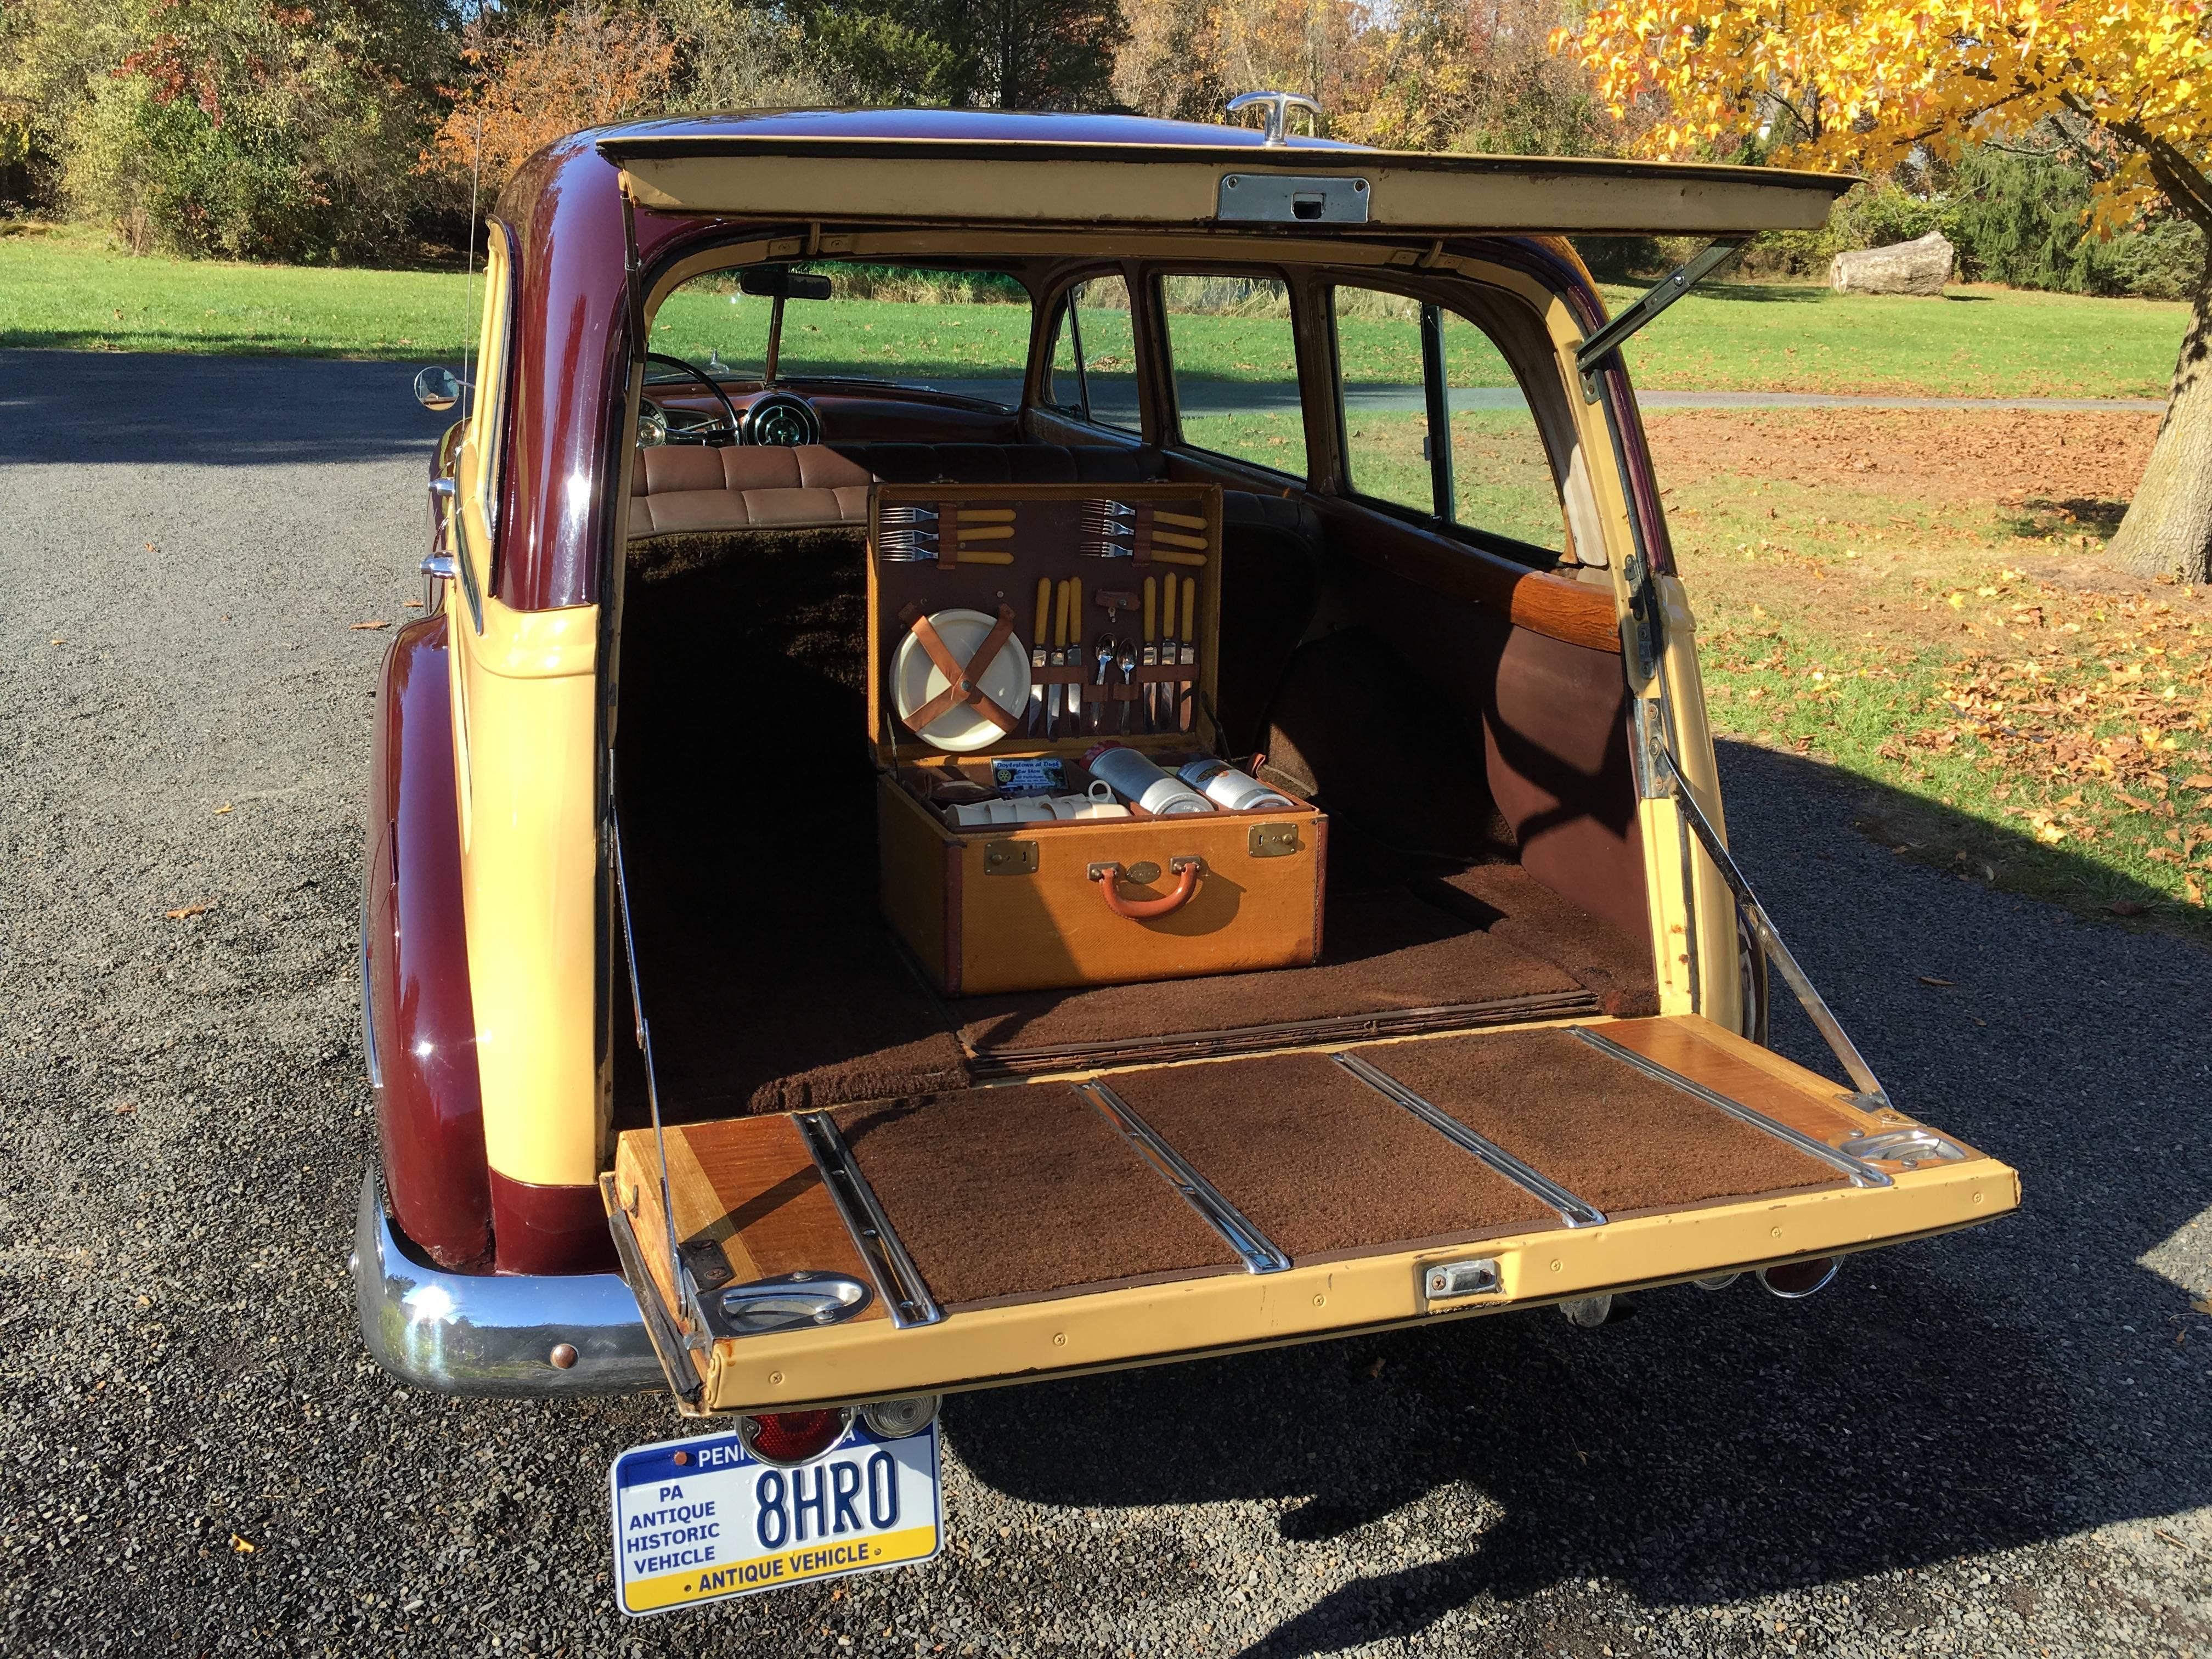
[866,481,1327,997]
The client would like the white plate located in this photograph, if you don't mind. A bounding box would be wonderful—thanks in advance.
[610,1419,943,1616]
[890,608,1030,753]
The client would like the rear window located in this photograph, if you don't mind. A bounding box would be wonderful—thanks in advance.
[650,263,1034,408]
[1159,273,1307,479]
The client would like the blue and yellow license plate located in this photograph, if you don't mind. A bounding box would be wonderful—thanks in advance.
[610,1420,943,1616]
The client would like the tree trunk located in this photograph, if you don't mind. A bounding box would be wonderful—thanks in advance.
[2107,252,2212,584]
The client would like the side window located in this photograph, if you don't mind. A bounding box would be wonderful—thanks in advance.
[1160,273,1306,478]
[1440,310,1564,554]
[1331,286,1431,512]
[1048,274,1139,431]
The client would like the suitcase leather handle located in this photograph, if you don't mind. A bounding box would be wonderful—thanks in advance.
[1088,857,1204,919]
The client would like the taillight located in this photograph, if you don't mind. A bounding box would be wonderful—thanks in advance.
[859,1395,939,1439]
[741,1408,851,1466]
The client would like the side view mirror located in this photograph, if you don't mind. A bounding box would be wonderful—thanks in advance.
[413,365,466,413]
[739,265,833,301]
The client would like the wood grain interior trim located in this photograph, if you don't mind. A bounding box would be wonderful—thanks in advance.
[1598,1015,1876,1151]
[613,1119,892,1349]
[1311,498,1621,654]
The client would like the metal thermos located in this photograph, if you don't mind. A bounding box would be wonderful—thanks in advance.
[1177,759,1294,811]
[1082,742,1213,815]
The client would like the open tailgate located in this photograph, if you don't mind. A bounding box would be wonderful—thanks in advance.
[605,1015,2016,1415]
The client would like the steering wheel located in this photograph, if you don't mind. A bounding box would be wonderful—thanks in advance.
[644,353,741,445]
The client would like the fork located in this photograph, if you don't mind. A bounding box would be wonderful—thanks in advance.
[878,534,1013,566]
[1079,540,1206,568]
[1081,500,1208,532]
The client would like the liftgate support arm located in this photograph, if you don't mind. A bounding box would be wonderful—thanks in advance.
[1577,239,1746,402]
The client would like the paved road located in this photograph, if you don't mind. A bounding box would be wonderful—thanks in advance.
[667,365,2168,421]
[2,349,2209,1657]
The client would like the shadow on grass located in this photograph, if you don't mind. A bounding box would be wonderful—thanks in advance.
[944,739,2211,1656]
[2001,496,2129,540]
[1818,743,2209,946]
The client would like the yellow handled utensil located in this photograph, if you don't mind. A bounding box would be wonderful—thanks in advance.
[948,524,1014,541]
[1035,578,1053,641]
[1147,548,1206,568]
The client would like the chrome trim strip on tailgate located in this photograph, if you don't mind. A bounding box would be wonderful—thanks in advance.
[1572,1028,1892,1189]
[1332,1052,1608,1229]
[1079,1082,1292,1274]
[795,1111,944,1328]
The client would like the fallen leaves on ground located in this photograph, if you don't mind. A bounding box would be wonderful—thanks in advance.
[1705,569,2210,918]
[350,619,391,631]
[163,903,211,919]
[1645,408,2159,506]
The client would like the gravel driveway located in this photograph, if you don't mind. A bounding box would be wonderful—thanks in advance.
[3,349,2209,1658]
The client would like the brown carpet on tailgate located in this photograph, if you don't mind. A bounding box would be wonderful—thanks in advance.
[1105,1053,1555,1259]
[956,889,1586,1064]
[829,1087,1240,1307]
[1418,864,1660,1018]
[1369,1029,1840,1214]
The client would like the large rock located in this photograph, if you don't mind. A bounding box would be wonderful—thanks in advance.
[1830,230,1955,296]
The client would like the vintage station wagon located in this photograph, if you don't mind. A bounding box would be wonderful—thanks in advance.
[351,101,2019,1612]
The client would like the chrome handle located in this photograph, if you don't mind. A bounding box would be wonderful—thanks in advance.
[1226,91,1324,145]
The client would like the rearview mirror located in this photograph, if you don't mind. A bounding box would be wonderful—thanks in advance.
[413,365,465,413]
[739,265,833,301]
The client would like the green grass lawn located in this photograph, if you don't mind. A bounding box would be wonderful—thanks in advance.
[2,221,2187,399]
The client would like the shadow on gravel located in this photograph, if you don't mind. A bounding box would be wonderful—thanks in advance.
[948,740,2212,1656]
[0,348,452,467]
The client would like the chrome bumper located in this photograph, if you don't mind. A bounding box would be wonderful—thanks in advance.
[350,1165,663,1397]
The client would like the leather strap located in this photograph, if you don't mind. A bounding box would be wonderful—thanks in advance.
[900,602,1022,736]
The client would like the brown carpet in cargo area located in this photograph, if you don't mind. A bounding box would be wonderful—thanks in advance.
[955,889,1587,1064]
[1105,1052,1555,1260]
[1368,1029,1840,1215]
[829,1087,1240,1307]
[1417,864,1660,1018]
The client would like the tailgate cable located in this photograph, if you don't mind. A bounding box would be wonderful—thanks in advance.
[609,800,723,1359]
[1641,738,1900,1120]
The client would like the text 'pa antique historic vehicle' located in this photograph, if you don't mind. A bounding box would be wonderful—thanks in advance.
[352,98,2020,1616]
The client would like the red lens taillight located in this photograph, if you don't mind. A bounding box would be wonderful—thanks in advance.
[742,1408,850,1466]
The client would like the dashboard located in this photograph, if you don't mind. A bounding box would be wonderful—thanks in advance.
[639,377,1023,450]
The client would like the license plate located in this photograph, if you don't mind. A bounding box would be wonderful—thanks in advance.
[609,1419,942,1616]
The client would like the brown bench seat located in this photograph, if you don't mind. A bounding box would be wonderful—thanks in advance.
[628,441,1166,537]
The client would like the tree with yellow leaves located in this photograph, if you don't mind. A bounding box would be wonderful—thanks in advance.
[1554,0,2212,581]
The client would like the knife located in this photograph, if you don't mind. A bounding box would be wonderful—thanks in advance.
[1178,579,1197,732]
[1029,577,1050,736]
[1158,571,1177,733]
[1141,575,1158,734]
[1048,578,1070,737]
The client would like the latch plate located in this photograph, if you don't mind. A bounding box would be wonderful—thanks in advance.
[983,839,1038,876]
[1249,822,1302,858]
[1423,1256,1502,1305]
[1217,174,1370,223]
